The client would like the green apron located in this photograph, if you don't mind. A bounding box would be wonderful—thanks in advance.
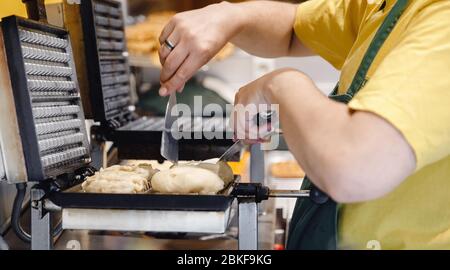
[287,0,409,250]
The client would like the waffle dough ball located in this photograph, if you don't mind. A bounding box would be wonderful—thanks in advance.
[193,160,234,186]
[151,166,224,195]
[172,159,234,186]
[81,164,155,194]
[81,177,141,194]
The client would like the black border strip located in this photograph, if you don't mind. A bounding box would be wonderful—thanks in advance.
[80,0,132,124]
[80,0,106,123]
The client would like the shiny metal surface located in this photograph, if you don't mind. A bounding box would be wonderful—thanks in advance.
[31,204,53,250]
[161,92,179,163]
[238,200,258,250]
[0,181,19,232]
[54,230,238,250]
[0,145,5,181]
[269,189,310,198]
[62,207,233,234]
[1,17,91,181]
[218,140,242,162]
[0,235,8,250]
[3,200,275,250]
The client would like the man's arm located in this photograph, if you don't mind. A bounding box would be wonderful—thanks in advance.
[158,1,311,96]
[235,69,416,203]
[230,1,312,58]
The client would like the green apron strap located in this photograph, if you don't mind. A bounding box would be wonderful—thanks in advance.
[287,0,409,250]
[347,0,408,97]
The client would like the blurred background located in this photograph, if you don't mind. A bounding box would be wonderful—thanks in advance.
[122,0,337,116]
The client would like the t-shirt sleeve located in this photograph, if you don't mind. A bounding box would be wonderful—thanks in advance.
[348,3,450,171]
[293,0,368,69]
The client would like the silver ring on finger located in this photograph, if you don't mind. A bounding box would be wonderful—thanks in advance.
[164,39,176,51]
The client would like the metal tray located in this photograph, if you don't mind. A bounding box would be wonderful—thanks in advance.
[49,176,239,211]
[61,206,234,233]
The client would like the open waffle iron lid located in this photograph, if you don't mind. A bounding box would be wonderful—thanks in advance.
[1,16,91,182]
[80,0,134,127]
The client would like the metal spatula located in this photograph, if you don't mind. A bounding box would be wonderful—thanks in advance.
[160,92,179,164]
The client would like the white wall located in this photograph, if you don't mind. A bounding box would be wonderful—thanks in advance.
[205,49,340,96]
[274,56,340,95]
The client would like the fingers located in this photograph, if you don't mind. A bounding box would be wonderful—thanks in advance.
[159,31,180,66]
[231,102,259,141]
[241,138,270,145]
[158,44,170,65]
[176,83,186,93]
[231,87,275,142]
[159,54,200,96]
[160,44,189,83]
[158,17,176,46]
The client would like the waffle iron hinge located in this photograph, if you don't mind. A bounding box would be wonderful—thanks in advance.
[232,183,312,203]
[27,164,94,250]
[30,180,68,250]
[31,165,96,214]
[90,112,137,142]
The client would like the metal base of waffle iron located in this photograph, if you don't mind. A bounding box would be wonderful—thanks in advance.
[62,206,233,234]
[92,116,239,161]
[54,179,239,234]
[116,142,236,161]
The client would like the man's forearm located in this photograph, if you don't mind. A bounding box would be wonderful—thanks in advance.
[229,1,311,57]
[265,71,345,194]
[263,70,416,203]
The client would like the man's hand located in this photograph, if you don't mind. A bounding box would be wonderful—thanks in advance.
[231,69,287,143]
[157,1,311,97]
[158,2,244,96]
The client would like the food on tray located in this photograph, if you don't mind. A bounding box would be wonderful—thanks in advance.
[270,160,305,178]
[177,158,234,186]
[151,160,234,195]
[81,164,156,193]
[83,159,234,195]
[126,11,234,65]
[122,159,173,171]
[151,166,224,195]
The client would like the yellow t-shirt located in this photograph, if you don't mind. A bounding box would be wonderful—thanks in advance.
[0,0,62,19]
[294,0,450,249]
[0,2,27,18]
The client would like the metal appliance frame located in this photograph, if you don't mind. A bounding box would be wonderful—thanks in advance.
[30,144,312,250]
[1,16,91,182]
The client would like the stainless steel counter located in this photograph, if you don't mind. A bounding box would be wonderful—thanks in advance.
[55,230,238,250]
[0,181,17,234]
[0,145,5,181]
